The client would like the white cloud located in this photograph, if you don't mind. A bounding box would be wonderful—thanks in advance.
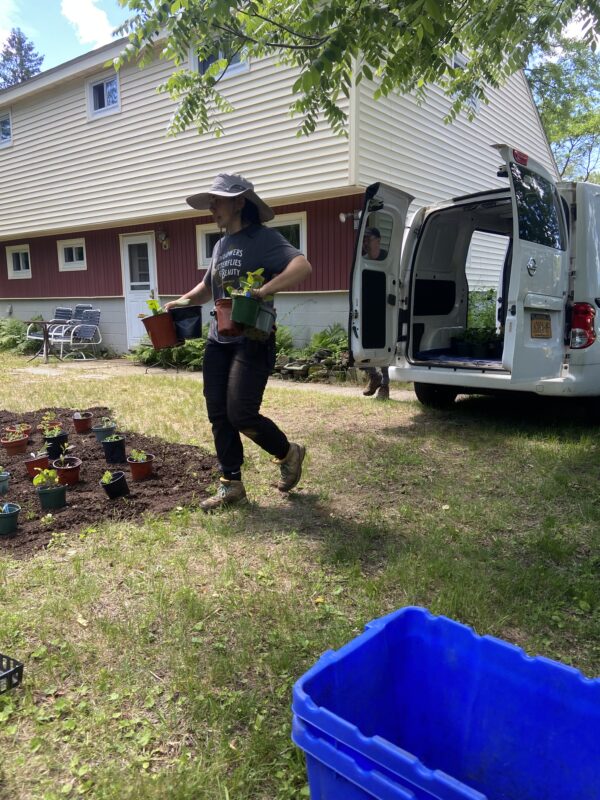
[60,0,116,48]
[0,0,20,48]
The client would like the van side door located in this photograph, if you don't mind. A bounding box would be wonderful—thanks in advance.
[494,144,569,382]
[349,182,413,367]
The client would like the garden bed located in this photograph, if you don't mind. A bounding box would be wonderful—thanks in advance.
[0,406,218,558]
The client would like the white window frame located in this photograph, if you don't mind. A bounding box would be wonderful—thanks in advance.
[86,71,121,120]
[195,212,307,270]
[57,237,87,272]
[0,109,12,148]
[189,47,250,80]
[6,244,31,280]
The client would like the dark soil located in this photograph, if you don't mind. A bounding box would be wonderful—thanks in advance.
[0,407,218,558]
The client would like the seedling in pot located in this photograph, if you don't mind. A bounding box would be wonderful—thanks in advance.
[101,470,114,485]
[2,430,27,442]
[128,449,148,462]
[54,443,75,466]
[33,468,59,489]
[103,434,123,442]
[43,426,64,439]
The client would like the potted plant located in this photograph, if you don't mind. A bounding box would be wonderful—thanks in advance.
[102,433,126,464]
[43,426,69,460]
[37,411,60,432]
[1,430,29,456]
[229,269,266,326]
[141,297,179,350]
[0,467,10,495]
[127,449,155,481]
[5,422,32,439]
[51,444,82,486]
[91,417,117,443]
[0,503,21,538]
[99,470,130,500]
[24,448,49,479]
[73,410,93,434]
[213,298,243,337]
[33,468,67,510]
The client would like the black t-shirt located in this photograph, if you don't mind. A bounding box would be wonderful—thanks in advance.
[203,224,302,342]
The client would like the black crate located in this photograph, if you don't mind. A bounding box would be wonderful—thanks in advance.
[0,653,23,694]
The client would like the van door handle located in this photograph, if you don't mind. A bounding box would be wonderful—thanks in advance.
[387,294,396,306]
[509,304,516,316]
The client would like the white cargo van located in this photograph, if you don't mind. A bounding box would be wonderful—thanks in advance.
[349,144,600,406]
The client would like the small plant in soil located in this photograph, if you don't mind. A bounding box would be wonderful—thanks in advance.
[101,470,114,484]
[6,422,30,433]
[54,443,75,466]
[104,434,123,442]
[73,410,92,419]
[33,468,60,489]
[2,430,27,442]
[146,298,164,315]
[129,449,149,462]
[43,426,64,438]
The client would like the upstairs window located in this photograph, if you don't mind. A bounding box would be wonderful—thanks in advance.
[192,46,249,80]
[87,73,120,119]
[0,111,12,147]
[6,245,31,279]
[57,238,87,271]
[451,53,481,114]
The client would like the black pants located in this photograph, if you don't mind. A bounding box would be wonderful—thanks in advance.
[203,337,289,475]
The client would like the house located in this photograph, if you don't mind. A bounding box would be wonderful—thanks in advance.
[0,38,556,353]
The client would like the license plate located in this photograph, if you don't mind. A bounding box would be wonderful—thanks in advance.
[531,313,552,339]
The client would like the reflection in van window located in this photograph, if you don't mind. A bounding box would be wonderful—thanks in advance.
[510,163,566,251]
[363,214,392,261]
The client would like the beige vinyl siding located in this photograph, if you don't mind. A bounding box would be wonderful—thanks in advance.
[355,70,554,290]
[0,55,350,238]
[356,70,556,203]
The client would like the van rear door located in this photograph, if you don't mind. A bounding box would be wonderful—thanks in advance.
[494,144,569,382]
[349,182,413,367]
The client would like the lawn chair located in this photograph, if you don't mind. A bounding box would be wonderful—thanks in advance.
[52,308,102,359]
[48,303,93,343]
[26,306,73,344]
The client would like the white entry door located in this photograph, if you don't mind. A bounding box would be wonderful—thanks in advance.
[120,233,159,348]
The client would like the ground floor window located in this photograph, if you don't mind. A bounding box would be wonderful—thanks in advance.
[195,212,307,269]
[6,244,31,279]
[57,238,87,271]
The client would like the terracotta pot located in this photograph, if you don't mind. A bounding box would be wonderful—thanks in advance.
[24,454,50,479]
[52,456,82,486]
[142,313,179,350]
[1,436,29,456]
[127,453,155,481]
[5,424,32,439]
[73,412,93,434]
[214,299,243,337]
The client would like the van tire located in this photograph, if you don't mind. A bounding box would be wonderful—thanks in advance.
[414,383,458,409]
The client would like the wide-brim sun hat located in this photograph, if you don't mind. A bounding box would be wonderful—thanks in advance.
[186,172,275,222]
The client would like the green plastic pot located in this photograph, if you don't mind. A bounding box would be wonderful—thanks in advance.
[0,471,10,495]
[231,294,260,326]
[0,503,20,537]
[37,485,67,510]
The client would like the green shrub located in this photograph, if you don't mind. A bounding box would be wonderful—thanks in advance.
[0,318,39,354]
[467,289,497,330]
[275,324,294,356]
[129,326,209,370]
[303,323,348,358]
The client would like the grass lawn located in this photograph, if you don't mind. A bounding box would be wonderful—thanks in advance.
[0,356,599,798]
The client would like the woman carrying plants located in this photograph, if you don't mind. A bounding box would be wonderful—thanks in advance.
[164,173,312,511]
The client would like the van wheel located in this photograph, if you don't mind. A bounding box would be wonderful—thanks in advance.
[414,383,458,409]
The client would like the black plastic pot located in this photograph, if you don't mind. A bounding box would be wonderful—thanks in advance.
[100,471,130,499]
[170,305,202,340]
[37,485,67,510]
[102,436,126,464]
[44,431,69,460]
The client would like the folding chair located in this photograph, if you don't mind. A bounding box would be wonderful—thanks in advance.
[26,306,73,344]
[53,309,102,359]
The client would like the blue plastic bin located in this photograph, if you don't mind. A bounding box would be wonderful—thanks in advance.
[292,607,600,800]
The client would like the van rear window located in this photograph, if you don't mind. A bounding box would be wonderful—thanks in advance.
[510,163,566,251]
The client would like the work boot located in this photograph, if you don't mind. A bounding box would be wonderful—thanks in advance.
[363,373,382,396]
[275,443,306,492]
[200,478,247,512]
[375,385,390,401]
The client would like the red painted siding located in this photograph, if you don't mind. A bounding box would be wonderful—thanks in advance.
[0,193,364,299]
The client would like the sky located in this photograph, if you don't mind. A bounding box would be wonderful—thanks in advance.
[0,0,131,72]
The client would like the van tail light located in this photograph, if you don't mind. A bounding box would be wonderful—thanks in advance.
[570,302,596,349]
[512,149,529,166]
